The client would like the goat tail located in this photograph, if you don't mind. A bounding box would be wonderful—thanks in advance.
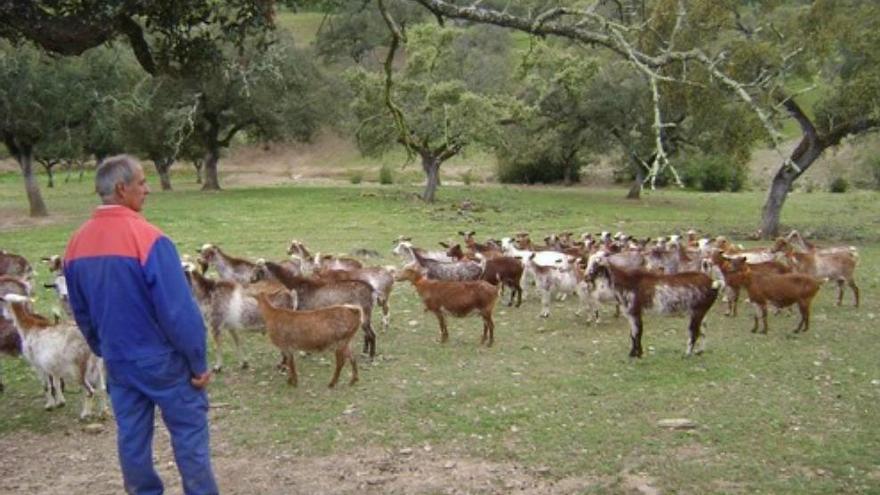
[342,304,366,327]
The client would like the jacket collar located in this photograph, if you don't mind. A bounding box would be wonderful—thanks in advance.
[92,204,143,220]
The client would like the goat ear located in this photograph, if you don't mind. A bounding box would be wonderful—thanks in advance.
[468,230,475,236]
[457,231,466,236]
[439,241,449,248]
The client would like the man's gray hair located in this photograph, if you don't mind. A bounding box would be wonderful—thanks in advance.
[95,154,139,201]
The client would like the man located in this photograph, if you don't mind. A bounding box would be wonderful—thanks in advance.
[64,155,218,495]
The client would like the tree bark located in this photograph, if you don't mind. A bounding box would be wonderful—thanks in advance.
[421,154,441,203]
[626,159,645,200]
[43,162,57,188]
[193,159,204,184]
[4,137,49,217]
[153,157,174,191]
[760,99,880,238]
[201,146,222,191]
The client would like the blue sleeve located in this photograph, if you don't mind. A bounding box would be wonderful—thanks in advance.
[64,265,102,357]
[143,237,208,376]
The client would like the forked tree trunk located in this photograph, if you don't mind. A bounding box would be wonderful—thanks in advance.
[4,138,48,217]
[759,99,878,238]
[42,161,58,188]
[153,157,175,191]
[626,161,645,200]
[421,154,442,203]
[193,159,204,184]
[202,147,221,191]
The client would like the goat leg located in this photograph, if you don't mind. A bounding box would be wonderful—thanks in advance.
[346,346,359,385]
[626,312,644,358]
[329,348,344,388]
[284,351,298,387]
[434,311,449,343]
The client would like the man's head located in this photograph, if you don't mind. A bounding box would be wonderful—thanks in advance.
[95,155,149,212]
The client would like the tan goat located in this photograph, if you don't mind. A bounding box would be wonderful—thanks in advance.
[396,265,500,346]
[255,293,362,388]
[739,267,822,334]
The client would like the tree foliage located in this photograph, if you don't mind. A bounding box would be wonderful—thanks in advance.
[347,17,514,201]
[0,1,277,76]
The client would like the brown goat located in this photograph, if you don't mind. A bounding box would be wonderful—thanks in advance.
[396,265,500,346]
[774,239,860,307]
[255,293,362,388]
[740,268,822,334]
[586,252,722,358]
[262,261,378,358]
[708,254,791,316]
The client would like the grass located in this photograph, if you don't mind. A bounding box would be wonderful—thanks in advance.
[1,171,880,493]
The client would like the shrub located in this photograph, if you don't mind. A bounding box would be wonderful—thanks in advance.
[496,153,581,184]
[829,177,848,193]
[378,164,393,185]
[460,169,474,186]
[349,170,363,184]
[680,155,747,192]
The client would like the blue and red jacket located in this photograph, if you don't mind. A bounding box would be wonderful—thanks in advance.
[64,205,208,376]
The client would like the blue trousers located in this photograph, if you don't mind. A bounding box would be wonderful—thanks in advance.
[106,352,219,495]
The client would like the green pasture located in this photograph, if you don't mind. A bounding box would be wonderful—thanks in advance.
[1,171,879,493]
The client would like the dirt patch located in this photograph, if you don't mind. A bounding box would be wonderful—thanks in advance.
[0,419,604,495]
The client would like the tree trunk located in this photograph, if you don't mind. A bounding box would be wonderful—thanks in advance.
[759,98,880,238]
[153,158,174,191]
[15,148,49,217]
[45,163,55,188]
[760,143,823,238]
[626,162,645,200]
[421,154,441,203]
[193,159,203,184]
[201,147,221,191]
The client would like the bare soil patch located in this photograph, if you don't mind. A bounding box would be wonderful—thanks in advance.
[0,416,606,495]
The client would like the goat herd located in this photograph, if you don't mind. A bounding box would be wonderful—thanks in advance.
[0,228,862,421]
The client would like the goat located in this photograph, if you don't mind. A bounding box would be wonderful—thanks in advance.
[0,250,33,281]
[458,231,503,258]
[197,243,261,284]
[585,251,722,358]
[705,254,791,317]
[262,261,378,358]
[392,237,454,263]
[183,264,295,371]
[395,265,500,346]
[500,237,572,300]
[287,240,363,273]
[313,265,395,331]
[736,265,822,334]
[255,293,362,388]
[0,317,21,393]
[0,294,106,418]
[773,238,860,307]
[527,254,580,318]
[406,247,482,282]
[575,260,621,324]
[478,255,524,308]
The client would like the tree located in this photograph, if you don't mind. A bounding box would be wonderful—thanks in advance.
[759,0,880,237]
[0,43,89,216]
[349,6,513,202]
[117,77,201,191]
[0,1,276,76]
[314,0,427,63]
[184,35,328,190]
[406,0,878,234]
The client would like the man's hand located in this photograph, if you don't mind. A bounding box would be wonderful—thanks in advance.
[190,371,212,389]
